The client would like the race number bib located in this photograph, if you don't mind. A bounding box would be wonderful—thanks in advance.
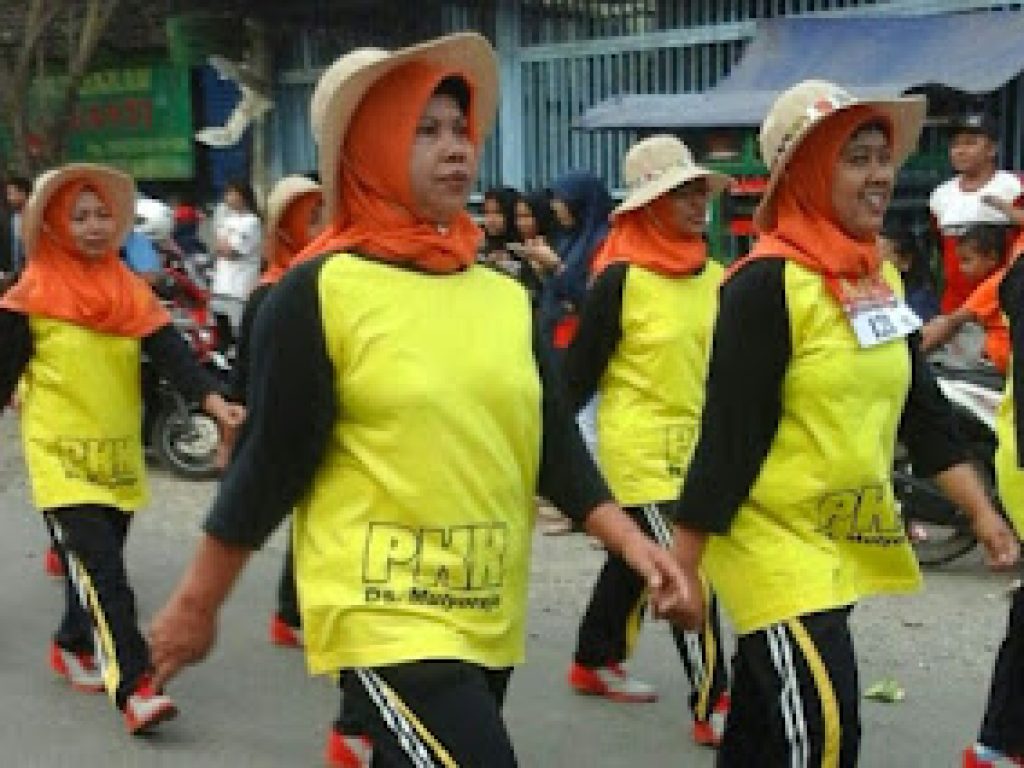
[830,274,922,348]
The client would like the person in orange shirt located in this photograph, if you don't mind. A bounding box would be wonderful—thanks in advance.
[921,224,1010,372]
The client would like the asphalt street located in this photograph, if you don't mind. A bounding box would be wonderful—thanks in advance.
[0,411,1018,767]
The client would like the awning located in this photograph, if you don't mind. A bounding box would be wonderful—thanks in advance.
[577,11,1024,130]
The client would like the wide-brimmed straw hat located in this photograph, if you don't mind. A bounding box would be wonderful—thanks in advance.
[754,80,926,230]
[23,163,135,256]
[265,175,322,239]
[310,32,499,220]
[613,134,732,216]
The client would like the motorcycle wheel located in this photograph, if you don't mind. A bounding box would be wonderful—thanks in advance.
[153,403,220,480]
[894,457,981,567]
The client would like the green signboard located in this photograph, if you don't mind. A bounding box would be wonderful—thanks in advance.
[6,64,194,180]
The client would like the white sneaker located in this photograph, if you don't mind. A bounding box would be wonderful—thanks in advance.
[124,677,178,735]
[568,662,659,703]
[49,642,104,693]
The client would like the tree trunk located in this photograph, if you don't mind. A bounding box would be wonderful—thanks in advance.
[44,0,121,168]
[0,0,67,174]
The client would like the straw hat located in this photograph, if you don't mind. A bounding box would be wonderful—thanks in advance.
[22,163,135,257]
[614,134,732,216]
[310,32,499,220]
[265,175,322,239]
[754,80,926,230]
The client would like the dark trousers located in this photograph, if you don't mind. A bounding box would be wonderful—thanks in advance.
[718,606,861,768]
[335,661,516,767]
[45,505,150,709]
[277,530,300,628]
[574,502,729,719]
[214,312,236,353]
[978,578,1024,754]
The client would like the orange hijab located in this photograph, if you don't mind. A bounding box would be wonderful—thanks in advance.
[730,106,892,294]
[311,61,482,273]
[260,190,323,285]
[0,179,169,338]
[590,192,707,278]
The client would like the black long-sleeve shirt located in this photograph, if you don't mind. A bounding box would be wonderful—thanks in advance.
[0,309,222,407]
[230,282,272,403]
[204,255,613,549]
[564,262,628,412]
[675,259,966,534]
[1000,256,1024,466]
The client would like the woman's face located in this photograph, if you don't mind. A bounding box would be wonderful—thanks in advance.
[550,198,575,229]
[662,178,710,236]
[515,200,537,240]
[831,127,894,241]
[408,93,477,226]
[482,196,505,237]
[69,188,116,259]
[224,187,247,213]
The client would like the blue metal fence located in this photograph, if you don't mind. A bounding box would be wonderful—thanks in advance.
[268,0,1024,193]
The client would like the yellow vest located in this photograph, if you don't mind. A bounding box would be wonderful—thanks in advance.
[293,254,542,674]
[20,317,146,512]
[995,364,1024,537]
[597,262,722,505]
[704,261,922,635]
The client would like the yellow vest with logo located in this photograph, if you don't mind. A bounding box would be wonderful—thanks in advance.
[995,362,1024,537]
[704,261,922,635]
[20,317,146,512]
[293,254,542,674]
[597,262,722,505]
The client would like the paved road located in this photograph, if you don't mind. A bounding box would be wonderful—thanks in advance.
[0,412,1017,766]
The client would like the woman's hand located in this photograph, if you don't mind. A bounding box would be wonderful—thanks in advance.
[521,238,563,274]
[584,503,704,629]
[973,509,1020,571]
[148,535,252,689]
[149,592,218,690]
[934,463,1020,570]
[203,393,246,431]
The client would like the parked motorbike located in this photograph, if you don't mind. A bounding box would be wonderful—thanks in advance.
[893,356,1004,566]
[142,358,223,480]
[146,258,232,481]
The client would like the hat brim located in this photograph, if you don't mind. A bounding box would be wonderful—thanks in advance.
[613,167,733,216]
[22,163,136,258]
[753,95,927,231]
[317,32,499,221]
[265,175,322,239]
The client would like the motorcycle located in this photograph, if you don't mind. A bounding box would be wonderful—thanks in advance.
[893,354,1004,566]
[147,260,232,481]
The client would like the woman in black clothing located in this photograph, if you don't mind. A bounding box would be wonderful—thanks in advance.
[228,174,325,650]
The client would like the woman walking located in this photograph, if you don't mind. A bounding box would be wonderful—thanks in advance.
[565,135,732,746]
[671,81,1019,765]
[0,163,242,734]
[228,174,325,648]
[147,33,698,767]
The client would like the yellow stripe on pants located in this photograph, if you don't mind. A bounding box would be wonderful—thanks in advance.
[66,552,122,702]
[694,575,715,720]
[786,618,841,768]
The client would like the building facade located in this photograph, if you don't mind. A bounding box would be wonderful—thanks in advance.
[267,0,1024,197]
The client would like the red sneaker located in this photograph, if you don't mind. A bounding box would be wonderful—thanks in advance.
[325,728,373,767]
[124,677,178,735]
[44,546,64,578]
[269,613,303,648]
[567,661,658,703]
[692,693,730,748]
[49,641,104,693]
[963,747,1024,767]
